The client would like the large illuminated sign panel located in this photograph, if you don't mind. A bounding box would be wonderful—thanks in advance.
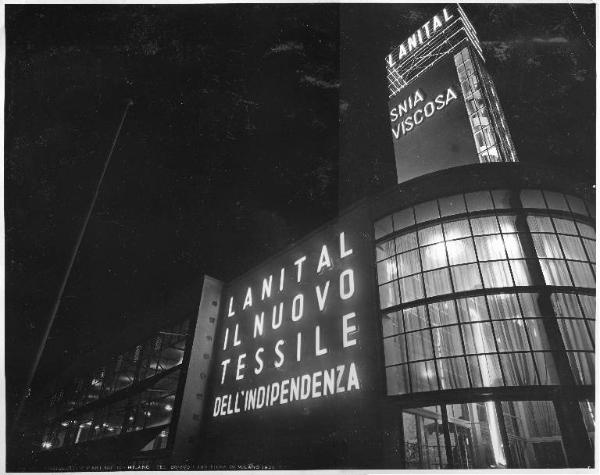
[209,212,378,421]
[388,53,476,183]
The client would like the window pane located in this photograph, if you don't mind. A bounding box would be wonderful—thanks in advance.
[439,194,466,217]
[396,232,418,253]
[386,365,410,395]
[397,250,420,277]
[567,261,595,288]
[443,219,471,240]
[462,322,495,354]
[490,189,512,209]
[379,281,400,309]
[502,233,526,258]
[498,214,518,233]
[414,201,440,223]
[423,268,452,297]
[418,224,444,246]
[465,191,494,212]
[493,320,529,351]
[558,319,593,350]
[481,261,513,288]
[437,357,469,389]
[543,191,569,211]
[509,259,538,286]
[501,353,538,385]
[534,352,560,385]
[432,325,462,357]
[382,311,403,337]
[519,293,544,317]
[446,238,476,265]
[457,296,489,322]
[553,218,578,235]
[377,257,398,284]
[428,300,458,326]
[475,235,506,260]
[399,274,425,303]
[576,222,595,239]
[421,243,448,270]
[579,400,595,448]
[520,189,546,209]
[375,239,395,261]
[540,260,572,286]
[374,216,393,239]
[470,216,500,235]
[566,195,589,216]
[393,208,415,231]
[558,235,587,260]
[468,354,503,387]
[410,360,438,392]
[583,239,595,262]
[525,319,552,350]
[551,292,584,319]
[487,293,521,319]
[403,305,429,332]
[532,234,563,259]
[383,335,407,366]
[527,215,553,232]
[578,294,596,319]
[451,263,482,292]
[406,330,434,361]
[567,352,594,385]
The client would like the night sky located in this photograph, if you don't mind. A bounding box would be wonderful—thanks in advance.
[5,4,595,419]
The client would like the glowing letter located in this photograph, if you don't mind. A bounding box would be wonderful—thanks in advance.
[317,245,332,273]
[339,231,353,258]
[233,323,241,346]
[340,269,355,300]
[261,275,272,300]
[220,359,231,384]
[291,293,304,321]
[274,339,285,368]
[236,353,246,380]
[228,297,235,317]
[315,326,328,356]
[342,312,358,347]
[347,362,360,391]
[315,280,330,311]
[243,287,253,310]
[272,303,283,329]
[222,327,229,350]
[254,347,264,374]
[254,312,264,338]
[294,256,307,282]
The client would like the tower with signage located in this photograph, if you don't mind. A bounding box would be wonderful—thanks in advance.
[386,5,518,183]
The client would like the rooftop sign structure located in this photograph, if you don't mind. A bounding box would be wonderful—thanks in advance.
[385,4,518,184]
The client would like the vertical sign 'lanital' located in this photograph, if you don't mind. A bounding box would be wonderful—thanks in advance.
[210,220,374,419]
[386,5,481,183]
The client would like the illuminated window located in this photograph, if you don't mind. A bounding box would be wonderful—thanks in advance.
[376,191,594,396]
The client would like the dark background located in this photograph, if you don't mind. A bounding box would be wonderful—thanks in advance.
[5,4,595,424]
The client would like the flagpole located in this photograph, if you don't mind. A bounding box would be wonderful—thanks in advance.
[12,99,134,432]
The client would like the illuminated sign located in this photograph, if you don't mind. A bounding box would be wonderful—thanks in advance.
[387,53,475,183]
[390,86,458,139]
[210,217,377,419]
[385,7,455,68]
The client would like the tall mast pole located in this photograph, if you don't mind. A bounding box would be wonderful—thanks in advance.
[12,99,134,432]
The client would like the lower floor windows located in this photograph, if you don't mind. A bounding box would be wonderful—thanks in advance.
[400,398,593,469]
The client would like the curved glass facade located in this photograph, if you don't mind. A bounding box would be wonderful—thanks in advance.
[374,188,595,468]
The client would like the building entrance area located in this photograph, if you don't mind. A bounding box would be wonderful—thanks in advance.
[400,399,594,469]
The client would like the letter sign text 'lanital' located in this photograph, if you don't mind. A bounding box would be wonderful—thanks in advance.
[385,7,454,68]
[212,231,362,418]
